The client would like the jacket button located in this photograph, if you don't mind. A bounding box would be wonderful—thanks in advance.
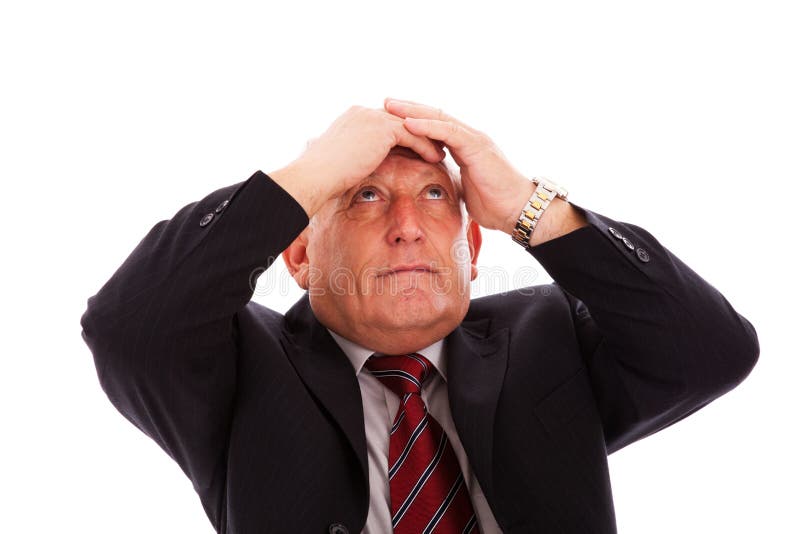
[199,212,214,227]
[608,227,623,240]
[328,523,349,534]
[621,237,635,250]
[636,247,650,262]
[214,199,229,213]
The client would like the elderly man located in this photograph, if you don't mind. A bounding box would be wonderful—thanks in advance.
[80,98,759,534]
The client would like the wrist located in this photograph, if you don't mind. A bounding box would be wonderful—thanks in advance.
[527,197,574,247]
[503,179,537,236]
[510,177,584,248]
[267,159,331,219]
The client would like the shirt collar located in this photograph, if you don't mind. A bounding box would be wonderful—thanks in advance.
[327,329,448,382]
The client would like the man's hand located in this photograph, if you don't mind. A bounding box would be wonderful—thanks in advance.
[268,105,445,218]
[383,98,535,234]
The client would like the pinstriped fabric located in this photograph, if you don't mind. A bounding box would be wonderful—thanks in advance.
[365,353,478,534]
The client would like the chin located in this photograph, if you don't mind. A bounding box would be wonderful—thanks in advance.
[372,289,464,333]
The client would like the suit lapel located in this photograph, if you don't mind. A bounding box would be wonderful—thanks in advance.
[281,294,510,507]
[446,318,510,500]
[282,295,369,492]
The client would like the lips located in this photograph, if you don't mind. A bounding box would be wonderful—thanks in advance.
[379,264,436,276]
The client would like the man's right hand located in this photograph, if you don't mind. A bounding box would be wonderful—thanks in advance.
[268,105,445,218]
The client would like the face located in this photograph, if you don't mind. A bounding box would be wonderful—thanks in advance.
[283,148,482,354]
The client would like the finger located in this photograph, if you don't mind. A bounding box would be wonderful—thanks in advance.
[384,97,439,110]
[393,124,446,163]
[372,108,445,162]
[385,98,449,121]
[402,117,475,154]
[384,98,477,133]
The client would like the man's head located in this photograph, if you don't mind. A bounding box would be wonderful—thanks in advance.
[282,146,482,354]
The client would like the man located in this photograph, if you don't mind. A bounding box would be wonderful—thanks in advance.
[80,98,759,534]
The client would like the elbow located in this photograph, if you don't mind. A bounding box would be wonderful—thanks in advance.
[80,296,106,375]
[80,296,100,351]
[732,314,760,384]
[700,313,760,397]
[80,294,124,380]
[80,295,109,350]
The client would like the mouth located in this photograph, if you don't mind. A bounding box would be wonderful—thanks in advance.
[378,264,437,276]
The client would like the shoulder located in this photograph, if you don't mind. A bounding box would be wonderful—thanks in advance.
[464,283,574,329]
[235,300,288,341]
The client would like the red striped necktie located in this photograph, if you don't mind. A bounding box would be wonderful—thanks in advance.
[365,353,478,534]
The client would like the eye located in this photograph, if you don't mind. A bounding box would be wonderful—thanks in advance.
[354,187,380,203]
[425,186,446,200]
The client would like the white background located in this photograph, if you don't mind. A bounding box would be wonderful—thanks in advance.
[2,1,798,532]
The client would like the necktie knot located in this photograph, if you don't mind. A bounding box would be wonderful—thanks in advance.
[365,353,433,397]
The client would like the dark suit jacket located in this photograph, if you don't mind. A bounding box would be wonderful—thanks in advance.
[80,170,759,534]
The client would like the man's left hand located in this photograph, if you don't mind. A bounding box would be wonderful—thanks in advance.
[383,97,534,235]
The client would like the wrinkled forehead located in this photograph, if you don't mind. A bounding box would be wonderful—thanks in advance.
[384,145,449,171]
[372,146,461,191]
[307,146,464,228]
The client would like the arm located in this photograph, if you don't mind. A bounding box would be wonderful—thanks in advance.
[527,199,759,452]
[80,172,308,527]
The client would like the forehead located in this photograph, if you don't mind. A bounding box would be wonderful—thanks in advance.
[364,146,454,187]
[310,147,462,224]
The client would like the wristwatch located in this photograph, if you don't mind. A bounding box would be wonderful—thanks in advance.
[511,177,569,249]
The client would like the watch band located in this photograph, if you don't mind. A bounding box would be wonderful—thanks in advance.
[511,177,569,249]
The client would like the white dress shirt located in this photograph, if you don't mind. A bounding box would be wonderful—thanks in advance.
[327,329,503,534]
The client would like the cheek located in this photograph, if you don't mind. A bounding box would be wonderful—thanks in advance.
[430,224,470,266]
[308,234,362,292]
[436,234,473,290]
[448,236,472,268]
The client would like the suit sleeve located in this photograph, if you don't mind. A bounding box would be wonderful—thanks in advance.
[527,201,759,454]
[79,171,308,527]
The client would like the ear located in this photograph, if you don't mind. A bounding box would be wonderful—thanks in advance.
[466,220,482,281]
[282,229,311,290]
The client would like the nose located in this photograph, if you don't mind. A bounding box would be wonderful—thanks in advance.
[385,196,425,245]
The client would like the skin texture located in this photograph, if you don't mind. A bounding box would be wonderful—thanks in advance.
[276,98,588,355]
[282,148,482,355]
